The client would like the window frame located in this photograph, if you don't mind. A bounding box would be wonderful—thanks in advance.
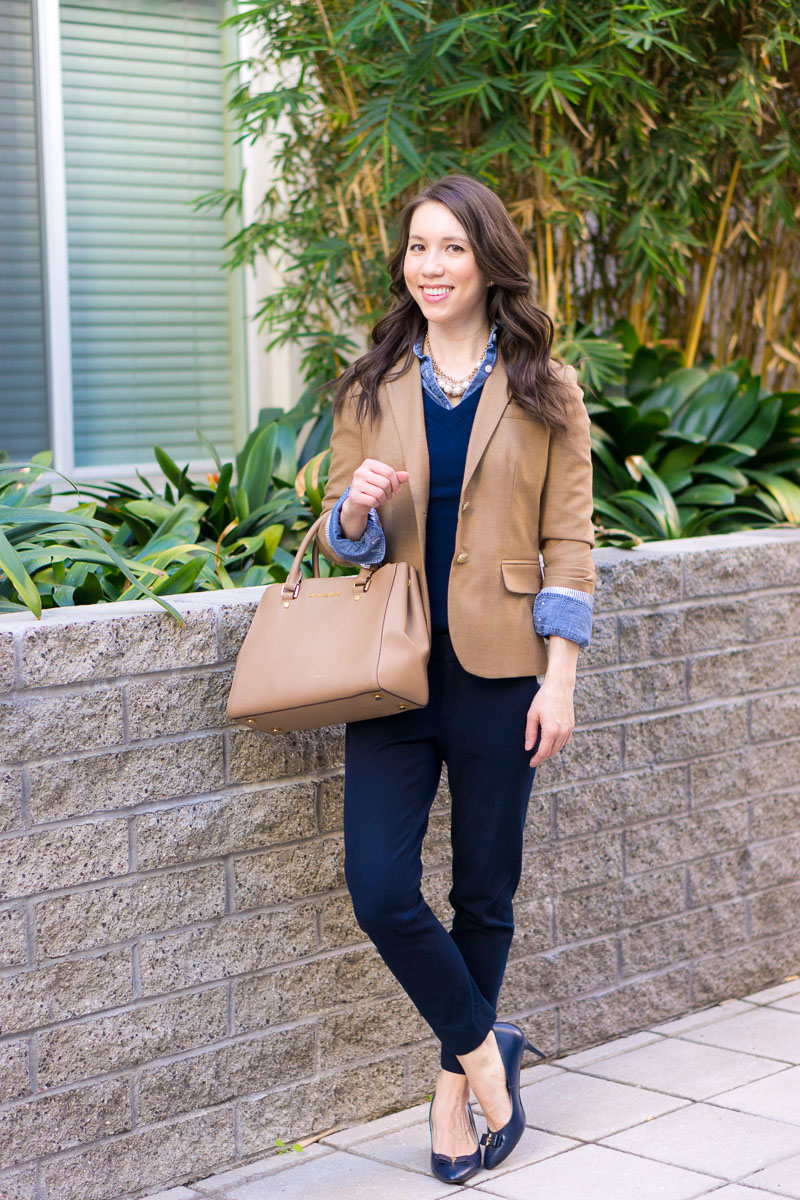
[30,0,254,483]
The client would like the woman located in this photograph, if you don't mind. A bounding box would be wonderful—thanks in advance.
[317,174,595,1182]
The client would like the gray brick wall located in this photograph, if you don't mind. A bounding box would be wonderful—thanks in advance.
[0,527,798,1199]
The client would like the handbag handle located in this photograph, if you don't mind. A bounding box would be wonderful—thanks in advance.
[281,510,374,601]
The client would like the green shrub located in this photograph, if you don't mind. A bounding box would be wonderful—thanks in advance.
[0,411,342,619]
[590,325,800,546]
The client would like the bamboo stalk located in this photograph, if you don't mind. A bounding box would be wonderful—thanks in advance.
[313,0,390,257]
[732,235,750,361]
[720,251,738,364]
[685,156,741,367]
[347,176,376,262]
[534,219,546,307]
[542,105,556,318]
[562,226,573,326]
[333,180,367,297]
[758,242,779,375]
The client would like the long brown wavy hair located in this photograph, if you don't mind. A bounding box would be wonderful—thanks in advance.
[332,174,574,431]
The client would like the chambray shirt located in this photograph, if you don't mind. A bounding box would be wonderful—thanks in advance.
[325,327,593,648]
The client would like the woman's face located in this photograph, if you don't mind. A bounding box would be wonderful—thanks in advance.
[403,200,490,330]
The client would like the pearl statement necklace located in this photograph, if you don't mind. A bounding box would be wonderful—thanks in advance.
[423,333,487,398]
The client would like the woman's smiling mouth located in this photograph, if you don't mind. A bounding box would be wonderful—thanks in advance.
[420,285,453,302]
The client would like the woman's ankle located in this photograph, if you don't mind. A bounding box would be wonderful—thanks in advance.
[455,1029,500,1074]
[434,1067,471,1103]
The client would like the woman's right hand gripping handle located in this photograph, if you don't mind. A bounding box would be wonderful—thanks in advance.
[339,459,410,541]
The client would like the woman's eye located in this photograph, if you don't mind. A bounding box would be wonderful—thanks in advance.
[447,244,465,253]
[408,242,425,251]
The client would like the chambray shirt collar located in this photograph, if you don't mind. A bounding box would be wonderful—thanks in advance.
[413,324,499,410]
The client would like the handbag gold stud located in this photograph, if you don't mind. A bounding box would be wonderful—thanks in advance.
[374,693,383,700]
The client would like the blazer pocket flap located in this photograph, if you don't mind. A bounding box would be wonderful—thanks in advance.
[501,560,543,594]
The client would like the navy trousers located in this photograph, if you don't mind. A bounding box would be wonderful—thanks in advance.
[343,630,541,1074]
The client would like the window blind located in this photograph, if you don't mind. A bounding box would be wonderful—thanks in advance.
[59,0,241,468]
[0,0,51,460]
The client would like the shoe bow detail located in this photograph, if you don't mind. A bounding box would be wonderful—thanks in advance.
[428,1098,482,1184]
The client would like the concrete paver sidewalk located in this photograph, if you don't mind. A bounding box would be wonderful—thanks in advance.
[140,976,800,1200]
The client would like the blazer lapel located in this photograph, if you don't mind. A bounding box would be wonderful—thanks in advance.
[383,351,511,554]
[384,358,429,558]
[461,355,510,494]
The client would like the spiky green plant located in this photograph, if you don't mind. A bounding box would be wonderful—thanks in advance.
[0,413,343,619]
[589,325,800,546]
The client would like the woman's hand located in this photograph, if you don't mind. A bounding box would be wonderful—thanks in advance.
[524,635,580,766]
[340,459,410,540]
[525,677,574,766]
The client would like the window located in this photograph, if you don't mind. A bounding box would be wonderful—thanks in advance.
[0,0,247,475]
[0,0,50,459]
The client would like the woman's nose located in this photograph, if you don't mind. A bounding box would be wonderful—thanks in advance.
[421,252,444,275]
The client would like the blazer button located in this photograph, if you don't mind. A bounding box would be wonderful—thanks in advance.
[456,552,469,564]
[461,500,470,510]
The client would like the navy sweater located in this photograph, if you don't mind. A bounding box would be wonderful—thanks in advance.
[422,378,486,633]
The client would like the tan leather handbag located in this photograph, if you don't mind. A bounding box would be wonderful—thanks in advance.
[226,511,431,734]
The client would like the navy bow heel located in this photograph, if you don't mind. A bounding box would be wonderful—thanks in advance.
[428,1096,482,1184]
[479,1022,546,1169]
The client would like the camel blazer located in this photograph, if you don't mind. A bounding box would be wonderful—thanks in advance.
[316,353,596,678]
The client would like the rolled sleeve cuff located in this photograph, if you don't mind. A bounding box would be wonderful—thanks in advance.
[533,587,593,648]
[326,486,386,566]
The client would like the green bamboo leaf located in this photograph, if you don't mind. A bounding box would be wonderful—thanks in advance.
[385,119,424,171]
[379,1,410,51]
